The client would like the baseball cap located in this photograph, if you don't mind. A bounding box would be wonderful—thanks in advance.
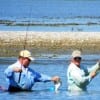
[19,50,34,61]
[72,50,82,58]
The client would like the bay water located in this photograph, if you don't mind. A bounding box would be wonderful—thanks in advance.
[0,54,100,100]
[0,0,100,31]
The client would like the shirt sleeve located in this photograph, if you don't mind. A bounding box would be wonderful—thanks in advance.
[87,62,100,74]
[34,71,52,82]
[70,69,92,86]
[4,66,13,78]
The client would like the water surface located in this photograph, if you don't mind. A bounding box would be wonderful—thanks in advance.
[0,54,100,100]
[0,0,100,31]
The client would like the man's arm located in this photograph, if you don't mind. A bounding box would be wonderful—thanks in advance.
[70,69,95,86]
[33,71,60,83]
[34,72,51,82]
[87,61,100,74]
[4,66,22,78]
[4,66,13,78]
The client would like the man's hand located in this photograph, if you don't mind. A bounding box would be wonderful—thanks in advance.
[13,67,22,72]
[51,76,61,92]
[90,71,96,78]
[51,76,60,83]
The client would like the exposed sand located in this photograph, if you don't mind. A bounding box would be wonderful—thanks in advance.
[0,31,100,40]
[0,31,100,56]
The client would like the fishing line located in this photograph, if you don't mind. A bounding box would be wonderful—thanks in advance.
[23,5,33,49]
[18,3,33,83]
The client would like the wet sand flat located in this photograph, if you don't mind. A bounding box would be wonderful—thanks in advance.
[0,31,100,56]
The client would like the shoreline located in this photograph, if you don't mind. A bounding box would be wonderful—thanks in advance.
[0,31,100,57]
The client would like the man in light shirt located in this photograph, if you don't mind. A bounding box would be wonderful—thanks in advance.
[67,50,100,92]
[4,50,60,92]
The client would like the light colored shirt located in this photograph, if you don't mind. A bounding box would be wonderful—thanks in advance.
[67,62,99,92]
[4,61,52,90]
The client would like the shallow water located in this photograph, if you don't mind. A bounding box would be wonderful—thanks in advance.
[0,0,100,31]
[0,54,100,100]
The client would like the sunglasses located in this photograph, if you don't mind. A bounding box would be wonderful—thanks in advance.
[74,57,82,61]
[24,57,31,62]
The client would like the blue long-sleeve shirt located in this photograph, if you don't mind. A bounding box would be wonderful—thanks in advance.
[4,61,52,90]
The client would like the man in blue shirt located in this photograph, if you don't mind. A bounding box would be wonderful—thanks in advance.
[4,50,60,92]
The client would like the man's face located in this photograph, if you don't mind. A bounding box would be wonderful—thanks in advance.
[22,58,31,68]
[72,57,82,67]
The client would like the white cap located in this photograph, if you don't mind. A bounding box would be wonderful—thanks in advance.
[72,50,82,58]
[19,50,34,61]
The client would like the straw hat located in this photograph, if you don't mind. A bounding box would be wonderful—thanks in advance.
[19,50,34,61]
[72,50,82,58]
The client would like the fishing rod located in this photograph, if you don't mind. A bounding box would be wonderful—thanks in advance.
[18,5,33,83]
